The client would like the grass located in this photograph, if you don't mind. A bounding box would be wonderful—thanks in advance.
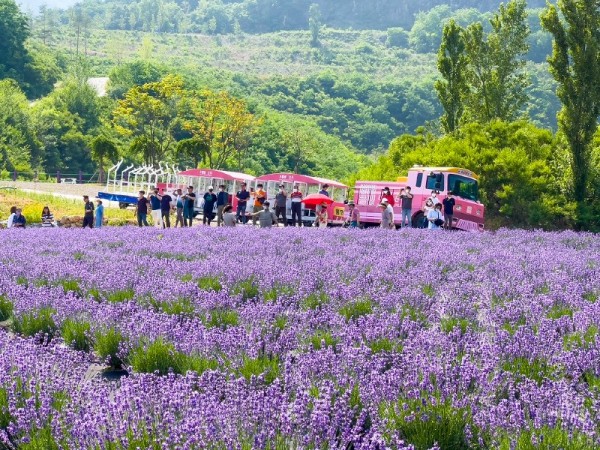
[231,276,259,301]
[497,425,596,450]
[94,327,125,368]
[501,357,556,385]
[262,284,296,303]
[0,189,132,224]
[0,295,13,321]
[129,338,218,375]
[61,319,92,352]
[204,308,240,329]
[563,325,598,351]
[546,304,573,320]
[300,291,330,310]
[379,395,470,450]
[339,298,373,322]
[309,330,338,350]
[11,307,58,339]
[366,337,402,354]
[238,354,280,384]
[196,276,223,292]
[440,317,472,334]
[156,298,196,316]
[106,288,136,303]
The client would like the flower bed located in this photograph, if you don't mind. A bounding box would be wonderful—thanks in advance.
[0,227,599,449]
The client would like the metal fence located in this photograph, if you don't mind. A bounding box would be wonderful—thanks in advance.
[0,171,103,184]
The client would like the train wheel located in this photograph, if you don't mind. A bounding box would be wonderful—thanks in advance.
[118,202,128,209]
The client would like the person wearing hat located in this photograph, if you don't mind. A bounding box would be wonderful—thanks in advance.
[345,201,360,228]
[274,184,288,227]
[381,187,395,207]
[236,182,250,224]
[316,202,329,228]
[203,186,218,226]
[252,183,267,226]
[379,201,394,229]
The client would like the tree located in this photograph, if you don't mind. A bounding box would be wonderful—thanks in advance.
[90,136,118,183]
[435,20,469,133]
[113,75,184,165]
[541,0,600,203]
[308,3,322,48]
[175,138,208,168]
[183,90,258,170]
[464,0,530,123]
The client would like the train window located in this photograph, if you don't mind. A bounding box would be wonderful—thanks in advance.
[426,173,444,191]
[416,173,423,188]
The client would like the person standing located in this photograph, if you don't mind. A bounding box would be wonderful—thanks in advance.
[252,201,278,228]
[222,205,236,227]
[12,209,26,228]
[443,191,456,229]
[6,206,17,228]
[427,203,444,230]
[41,206,54,228]
[216,185,229,226]
[345,201,360,228]
[182,186,196,227]
[380,202,393,229]
[274,184,288,227]
[381,187,395,207]
[316,202,328,228]
[203,187,217,226]
[381,198,395,226]
[319,184,330,197]
[429,190,441,206]
[136,191,149,227]
[161,191,173,228]
[252,183,267,226]
[290,185,303,227]
[236,183,250,224]
[399,186,414,228]
[149,189,163,228]
[174,189,185,228]
[95,201,104,228]
[83,196,95,229]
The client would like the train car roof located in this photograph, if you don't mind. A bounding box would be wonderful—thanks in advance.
[256,173,348,189]
[409,167,479,179]
[178,169,256,181]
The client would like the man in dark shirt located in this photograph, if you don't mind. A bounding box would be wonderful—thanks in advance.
[160,191,173,228]
[136,191,149,227]
[216,184,229,227]
[82,195,95,229]
[12,208,26,228]
[319,184,330,197]
[182,186,196,227]
[203,186,217,226]
[274,184,288,226]
[443,191,456,229]
[399,186,413,228]
[236,182,250,224]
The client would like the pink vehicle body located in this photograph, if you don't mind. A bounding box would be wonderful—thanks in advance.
[254,173,348,226]
[353,167,485,231]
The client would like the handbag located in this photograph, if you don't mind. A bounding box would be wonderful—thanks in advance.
[434,212,444,227]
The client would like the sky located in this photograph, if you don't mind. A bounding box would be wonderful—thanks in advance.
[18,0,79,13]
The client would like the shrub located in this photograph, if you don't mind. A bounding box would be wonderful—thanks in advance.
[129,338,185,375]
[106,288,135,303]
[205,309,239,329]
[300,291,329,310]
[0,295,13,321]
[386,27,409,48]
[61,319,91,352]
[11,307,57,339]
[56,278,82,296]
[262,284,296,303]
[196,276,222,292]
[440,317,471,334]
[339,298,373,322]
[309,330,338,350]
[231,277,259,301]
[95,327,125,368]
[158,298,196,316]
[367,337,401,354]
[239,354,280,384]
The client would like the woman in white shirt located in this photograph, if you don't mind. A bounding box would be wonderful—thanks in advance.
[427,203,444,230]
[6,206,17,228]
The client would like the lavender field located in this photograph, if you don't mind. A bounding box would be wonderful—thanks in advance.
[0,227,599,449]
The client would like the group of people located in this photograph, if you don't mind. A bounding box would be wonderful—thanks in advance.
[132,183,334,229]
[344,186,457,230]
[5,197,105,229]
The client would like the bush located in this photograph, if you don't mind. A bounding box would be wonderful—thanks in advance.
[309,330,338,350]
[106,288,135,303]
[196,276,222,292]
[239,354,280,384]
[61,318,91,352]
[129,338,185,375]
[0,295,13,321]
[339,298,373,322]
[11,307,57,339]
[204,309,239,329]
[231,276,259,301]
[95,327,125,368]
[386,27,409,48]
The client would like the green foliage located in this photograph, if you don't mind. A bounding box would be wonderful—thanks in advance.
[238,354,280,384]
[94,327,125,368]
[11,307,57,339]
[338,298,373,322]
[0,295,13,321]
[541,0,600,205]
[300,290,330,310]
[367,337,401,354]
[309,330,338,350]
[379,395,471,450]
[497,425,596,450]
[231,276,259,301]
[501,356,555,385]
[546,304,573,320]
[129,338,183,375]
[61,318,91,352]
[262,283,296,303]
[106,288,135,303]
[440,317,471,334]
[18,425,60,450]
[157,298,196,316]
[204,309,240,329]
[196,276,223,292]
